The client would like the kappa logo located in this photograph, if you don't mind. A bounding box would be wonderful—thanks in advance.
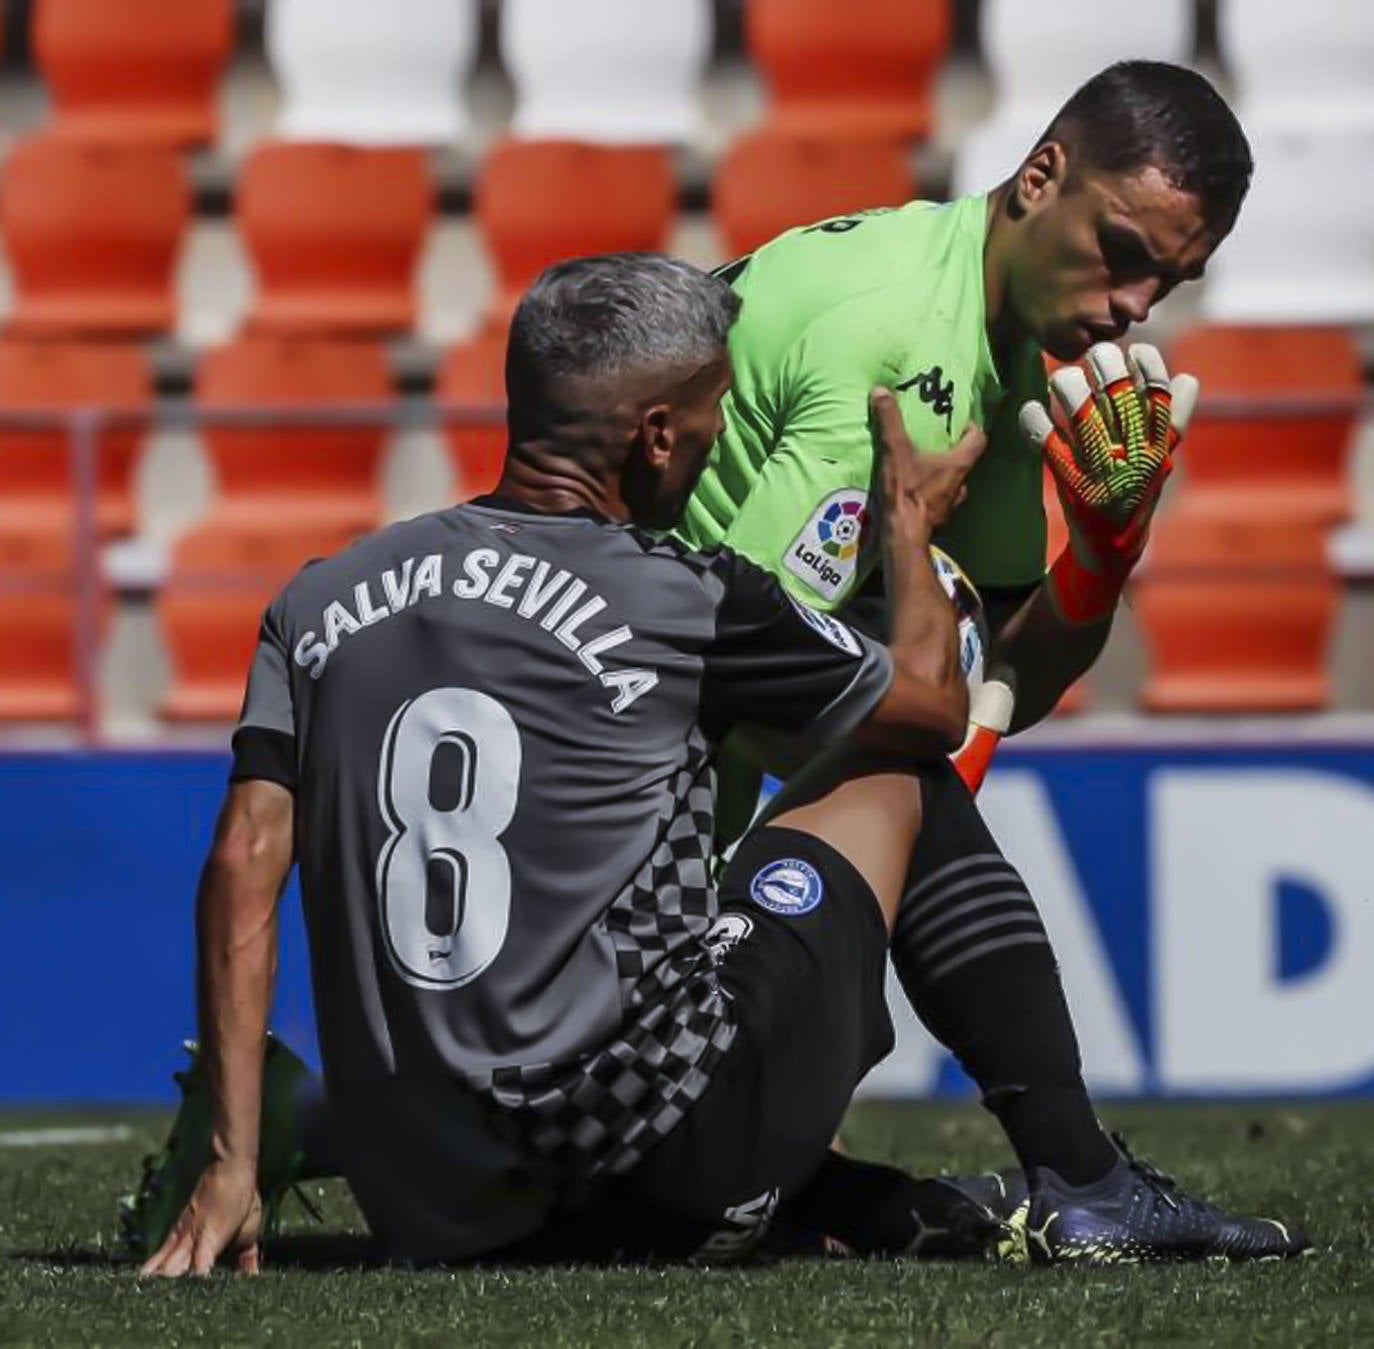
[784,490,871,601]
[750,858,824,917]
[895,365,956,435]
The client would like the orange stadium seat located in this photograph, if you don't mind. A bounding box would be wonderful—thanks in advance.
[746,0,951,141]
[437,334,507,500]
[33,0,234,148]
[0,135,189,337]
[238,144,433,336]
[1167,325,1363,526]
[157,528,357,722]
[194,335,392,538]
[1132,513,1337,712]
[0,528,107,722]
[0,341,150,539]
[712,129,915,258]
[475,140,676,330]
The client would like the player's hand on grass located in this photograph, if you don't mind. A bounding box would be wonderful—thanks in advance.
[140,1159,263,1278]
[1019,342,1198,579]
[870,387,987,542]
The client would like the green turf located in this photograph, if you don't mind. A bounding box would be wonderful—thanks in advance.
[2,1101,1371,1346]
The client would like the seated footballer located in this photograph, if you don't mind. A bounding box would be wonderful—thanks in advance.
[129,253,1307,1274]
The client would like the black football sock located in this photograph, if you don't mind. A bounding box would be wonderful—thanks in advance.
[891,762,1118,1188]
[780,1152,964,1257]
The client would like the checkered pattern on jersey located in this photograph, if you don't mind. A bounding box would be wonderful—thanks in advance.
[486,727,736,1178]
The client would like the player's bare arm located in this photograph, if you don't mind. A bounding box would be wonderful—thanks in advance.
[141,779,293,1278]
[859,389,986,755]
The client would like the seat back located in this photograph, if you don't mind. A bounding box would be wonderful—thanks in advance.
[746,0,950,141]
[475,140,675,327]
[712,130,914,258]
[1167,325,1361,526]
[953,0,1192,197]
[1133,514,1336,712]
[979,0,1191,112]
[196,335,391,533]
[33,0,233,147]
[157,526,355,722]
[1200,130,1374,324]
[1,134,188,336]
[0,528,104,721]
[436,334,507,501]
[0,341,149,538]
[501,0,711,144]
[238,142,433,335]
[1220,0,1374,132]
[268,0,478,145]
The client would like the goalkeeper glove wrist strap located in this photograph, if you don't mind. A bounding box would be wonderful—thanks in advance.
[1047,546,1127,625]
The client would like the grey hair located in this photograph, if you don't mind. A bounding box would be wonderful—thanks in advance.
[506,252,741,392]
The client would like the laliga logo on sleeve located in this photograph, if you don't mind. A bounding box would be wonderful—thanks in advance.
[817,496,868,560]
[785,490,871,601]
[750,858,824,917]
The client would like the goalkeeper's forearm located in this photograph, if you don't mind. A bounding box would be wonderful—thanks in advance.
[989,578,1112,732]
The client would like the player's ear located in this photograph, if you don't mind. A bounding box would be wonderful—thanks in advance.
[1013,142,1067,217]
[639,403,674,469]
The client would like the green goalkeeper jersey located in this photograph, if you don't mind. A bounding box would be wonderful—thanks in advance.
[677,192,1049,606]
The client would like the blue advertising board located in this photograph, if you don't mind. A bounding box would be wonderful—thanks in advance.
[3,745,1373,1102]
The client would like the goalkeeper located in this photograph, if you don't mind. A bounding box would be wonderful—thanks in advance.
[677,61,1306,1261]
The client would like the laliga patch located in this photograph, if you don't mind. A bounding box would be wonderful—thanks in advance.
[787,595,862,656]
[703,912,755,966]
[784,490,871,602]
[750,858,824,917]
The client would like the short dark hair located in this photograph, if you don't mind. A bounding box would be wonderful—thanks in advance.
[506,252,741,402]
[1037,60,1253,236]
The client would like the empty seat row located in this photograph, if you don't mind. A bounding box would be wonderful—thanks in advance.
[0,334,508,539]
[29,0,1374,156]
[0,495,1351,724]
[6,326,1352,541]
[0,319,1364,723]
[0,132,913,342]
[7,127,1370,347]
[19,0,954,151]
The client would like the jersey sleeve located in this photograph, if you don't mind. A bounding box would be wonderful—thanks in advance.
[713,300,969,612]
[700,550,892,751]
[230,593,297,791]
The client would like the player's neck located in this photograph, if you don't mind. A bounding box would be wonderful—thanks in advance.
[981,183,1023,374]
[493,446,623,522]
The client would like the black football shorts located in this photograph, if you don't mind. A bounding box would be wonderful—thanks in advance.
[505,824,895,1263]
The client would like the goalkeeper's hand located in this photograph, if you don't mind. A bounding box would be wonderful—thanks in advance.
[1019,342,1199,623]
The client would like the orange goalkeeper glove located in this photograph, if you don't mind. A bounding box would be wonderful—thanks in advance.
[1019,342,1199,624]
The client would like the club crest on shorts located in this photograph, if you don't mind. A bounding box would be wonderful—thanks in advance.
[784,490,871,601]
[749,858,824,916]
[703,912,755,965]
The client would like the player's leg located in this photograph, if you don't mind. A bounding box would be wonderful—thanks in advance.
[571,753,1008,1263]
[856,759,1313,1261]
[890,758,1118,1187]
[757,753,1310,1263]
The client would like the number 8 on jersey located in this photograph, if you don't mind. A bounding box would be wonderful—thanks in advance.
[376,687,522,989]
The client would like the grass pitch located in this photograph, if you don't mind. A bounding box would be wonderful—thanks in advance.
[3,1101,1372,1346]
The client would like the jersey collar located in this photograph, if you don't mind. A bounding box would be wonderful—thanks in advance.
[468,492,610,523]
